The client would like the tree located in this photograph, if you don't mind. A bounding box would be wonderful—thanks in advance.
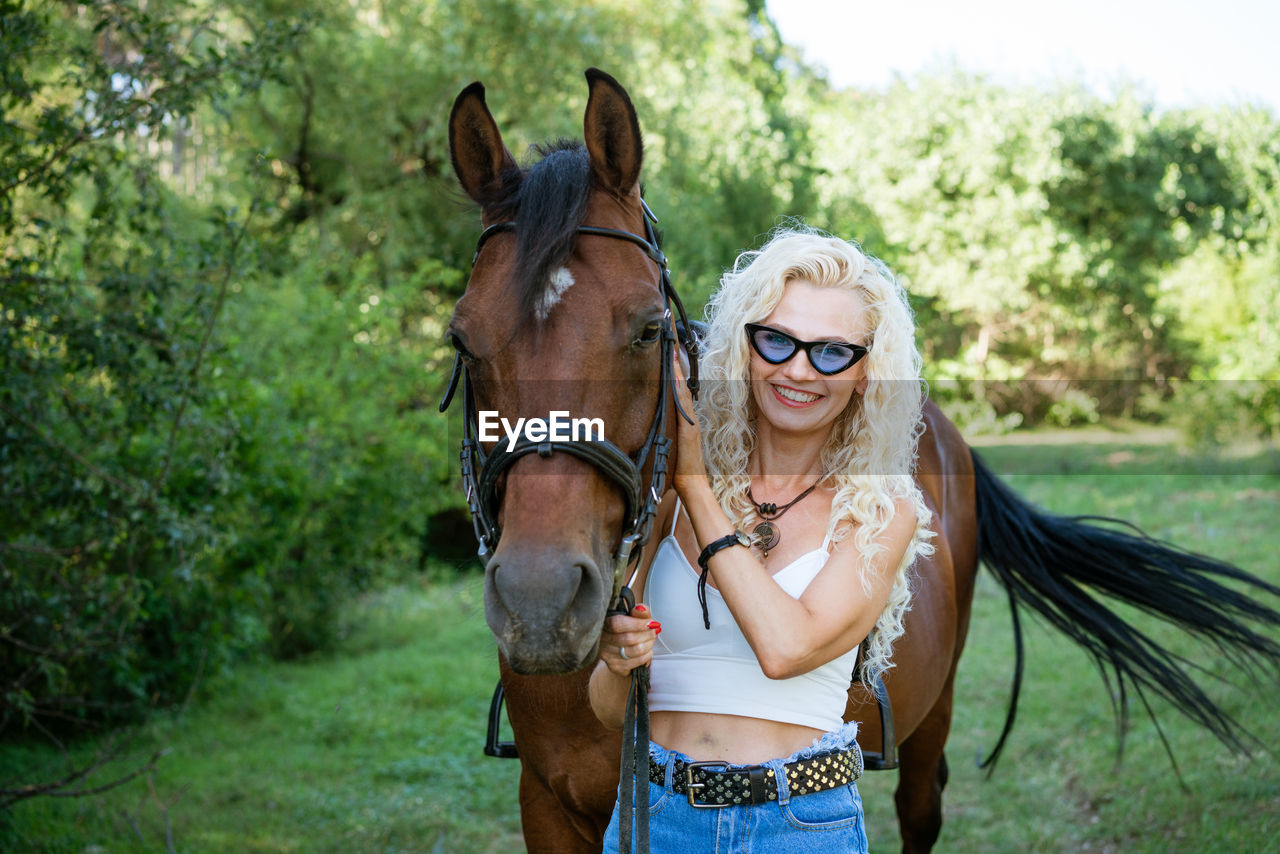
[808,73,1265,426]
[1,0,287,748]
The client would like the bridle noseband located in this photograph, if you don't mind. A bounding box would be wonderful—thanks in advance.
[439,199,700,606]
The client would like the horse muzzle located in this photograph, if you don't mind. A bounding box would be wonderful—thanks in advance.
[483,544,609,674]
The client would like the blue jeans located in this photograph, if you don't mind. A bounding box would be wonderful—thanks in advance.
[602,723,868,853]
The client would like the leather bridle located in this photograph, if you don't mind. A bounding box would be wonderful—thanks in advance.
[439,200,698,854]
[439,199,699,602]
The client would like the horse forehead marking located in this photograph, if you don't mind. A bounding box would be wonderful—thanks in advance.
[534,267,575,321]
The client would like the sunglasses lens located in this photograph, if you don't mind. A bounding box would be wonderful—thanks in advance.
[811,343,860,374]
[751,327,797,363]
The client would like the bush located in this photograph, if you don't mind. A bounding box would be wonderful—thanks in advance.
[1045,387,1101,428]
[211,247,464,657]
[0,1,285,734]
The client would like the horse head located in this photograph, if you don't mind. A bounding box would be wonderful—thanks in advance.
[446,70,687,675]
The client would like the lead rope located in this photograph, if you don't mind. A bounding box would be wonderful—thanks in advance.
[608,587,649,854]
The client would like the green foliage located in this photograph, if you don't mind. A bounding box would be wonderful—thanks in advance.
[213,245,463,657]
[812,75,1280,430]
[1044,387,1101,428]
[1154,107,1280,442]
[0,1,293,735]
[220,0,830,305]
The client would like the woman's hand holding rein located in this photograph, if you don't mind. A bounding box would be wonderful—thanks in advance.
[599,605,661,677]
[590,604,661,731]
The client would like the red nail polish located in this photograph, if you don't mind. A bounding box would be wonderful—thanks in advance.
[647,621,661,630]
[635,604,648,613]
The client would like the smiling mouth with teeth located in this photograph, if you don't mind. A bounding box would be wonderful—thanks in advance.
[772,384,822,405]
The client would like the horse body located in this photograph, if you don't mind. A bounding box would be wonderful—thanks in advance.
[445,70,1280,854]
[850,404,978,853]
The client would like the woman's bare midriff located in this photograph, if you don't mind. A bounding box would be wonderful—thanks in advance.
[651,710,827,765]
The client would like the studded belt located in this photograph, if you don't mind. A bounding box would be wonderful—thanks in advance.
[650,748,863,808]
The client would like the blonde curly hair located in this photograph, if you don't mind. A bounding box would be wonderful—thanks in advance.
[698,225,934,684]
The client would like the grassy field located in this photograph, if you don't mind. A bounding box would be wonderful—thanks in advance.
[3,427,1279,852]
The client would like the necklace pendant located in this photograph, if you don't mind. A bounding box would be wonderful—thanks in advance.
[753,521,780,556]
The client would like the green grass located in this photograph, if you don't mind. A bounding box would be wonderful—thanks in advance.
[4,427,1279,852]
[859,426,1280,853]
[2,580,523,853]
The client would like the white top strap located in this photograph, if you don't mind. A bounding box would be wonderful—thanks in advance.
[669,495,683,537]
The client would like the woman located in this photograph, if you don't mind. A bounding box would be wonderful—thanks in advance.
[589,226,935,853]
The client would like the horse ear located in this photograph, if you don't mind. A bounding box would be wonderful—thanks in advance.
[449,81,517,203]
[583,68,643,195]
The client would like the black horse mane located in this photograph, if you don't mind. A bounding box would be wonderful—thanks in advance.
[474,140,592,320]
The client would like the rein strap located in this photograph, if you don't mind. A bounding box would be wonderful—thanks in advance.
[608,587,649,854]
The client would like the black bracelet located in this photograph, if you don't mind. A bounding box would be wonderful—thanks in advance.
[695,530,749,631]
[696,531,751,573]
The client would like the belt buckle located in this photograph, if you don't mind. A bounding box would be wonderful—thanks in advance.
[685,761,731,809]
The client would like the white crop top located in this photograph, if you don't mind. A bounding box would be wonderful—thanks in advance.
[645,503,861,732]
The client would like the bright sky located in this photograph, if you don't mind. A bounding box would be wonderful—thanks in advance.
[768,0,1280,113]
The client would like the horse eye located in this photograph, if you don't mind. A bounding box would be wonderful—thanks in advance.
[634,321,662,346]
[450,332,476,362]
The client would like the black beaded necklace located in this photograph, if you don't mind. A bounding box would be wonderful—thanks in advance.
[746,479,821,556]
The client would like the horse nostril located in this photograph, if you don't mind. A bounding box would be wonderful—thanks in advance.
[572,560,604,615]
[484,558,512,616]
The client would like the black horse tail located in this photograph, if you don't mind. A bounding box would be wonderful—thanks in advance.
[972,448,1280,772]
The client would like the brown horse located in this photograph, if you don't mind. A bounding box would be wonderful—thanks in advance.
[443,69,1280,853]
